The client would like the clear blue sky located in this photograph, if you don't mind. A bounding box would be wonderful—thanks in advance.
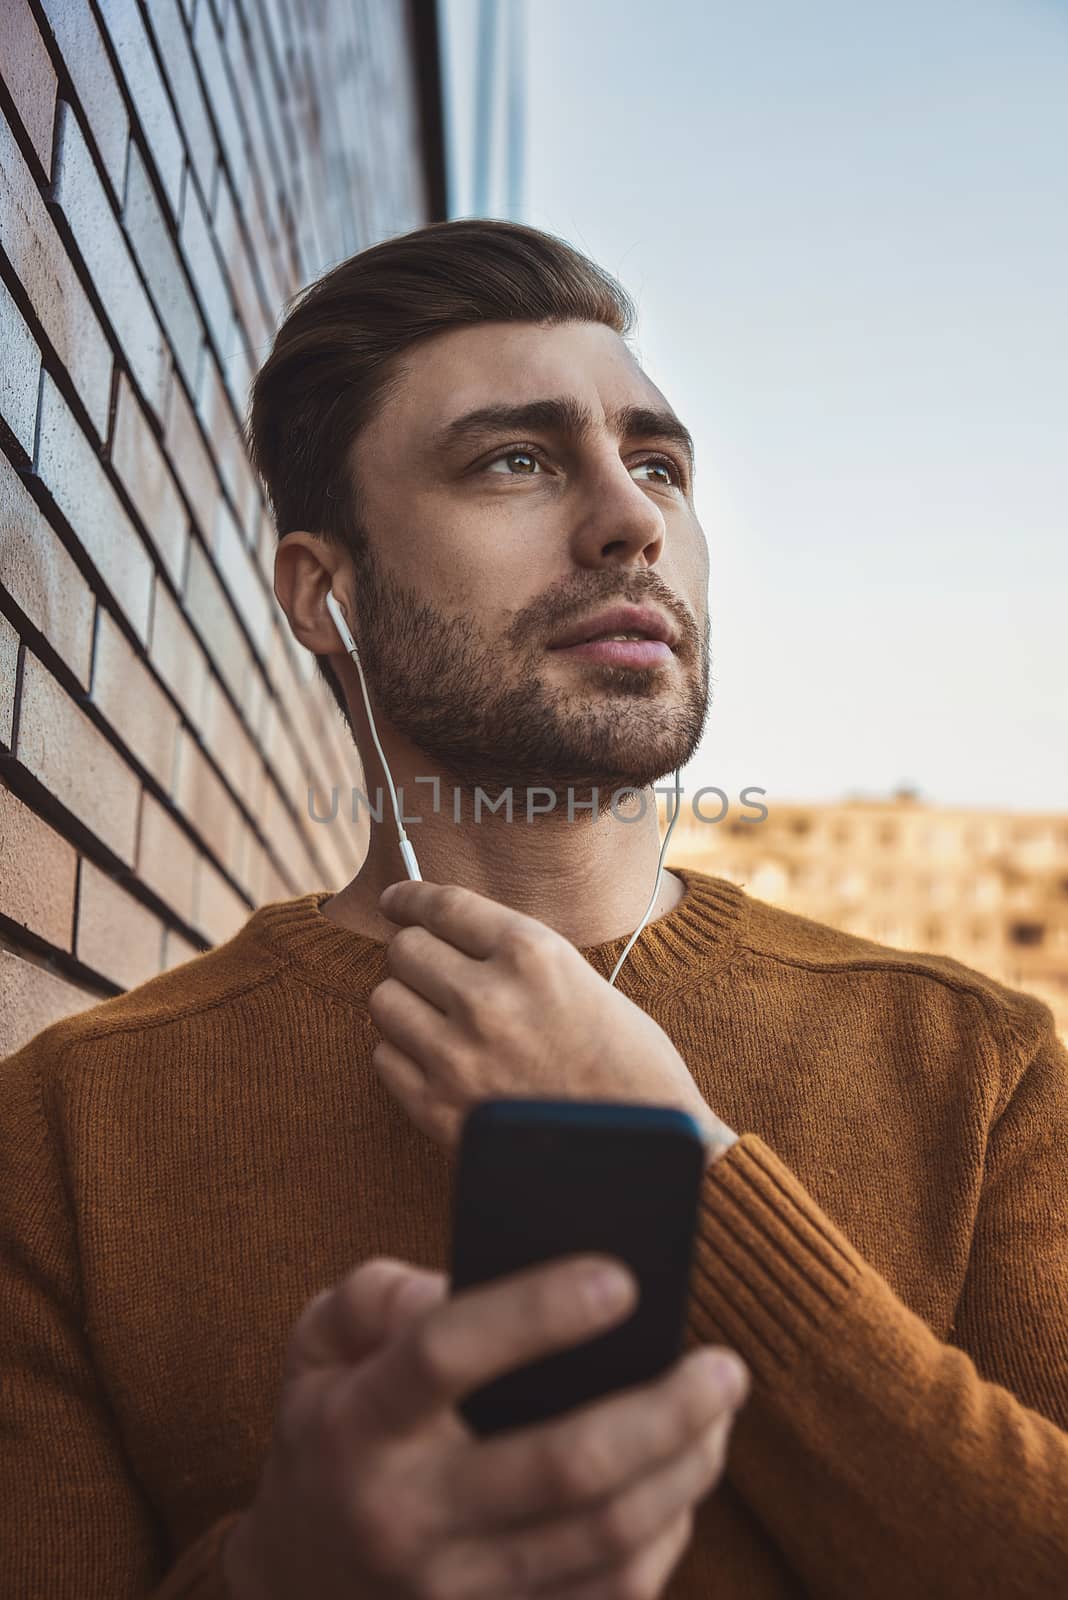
[440,0,1068,812]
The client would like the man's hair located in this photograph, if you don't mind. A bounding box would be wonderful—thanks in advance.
[245,218,637,720]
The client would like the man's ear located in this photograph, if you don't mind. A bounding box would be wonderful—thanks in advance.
[273,532,355,658]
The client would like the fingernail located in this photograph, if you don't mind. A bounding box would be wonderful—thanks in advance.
[584,1265,634,1313]
[698,1350,748,1402]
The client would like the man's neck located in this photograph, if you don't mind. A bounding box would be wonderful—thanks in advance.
[321,780,686,949]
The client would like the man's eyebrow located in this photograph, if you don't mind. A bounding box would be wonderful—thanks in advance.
[428,396,695,472]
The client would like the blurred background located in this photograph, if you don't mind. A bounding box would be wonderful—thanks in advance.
[1,0,1065,1055]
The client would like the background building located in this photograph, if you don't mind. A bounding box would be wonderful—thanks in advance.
[439,0,525,221]
[0,0,446,1056]
[664,786,1068,1046]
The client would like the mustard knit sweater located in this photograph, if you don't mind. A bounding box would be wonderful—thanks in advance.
[3,866,1068,1597]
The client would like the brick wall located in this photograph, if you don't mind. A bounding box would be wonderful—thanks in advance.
[0,0,447,1056]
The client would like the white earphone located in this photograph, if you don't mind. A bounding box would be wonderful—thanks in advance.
[324,590,682,986]
[326,589,422,881]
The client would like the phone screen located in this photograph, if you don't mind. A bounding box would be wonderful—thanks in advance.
[449,1099,706,1435]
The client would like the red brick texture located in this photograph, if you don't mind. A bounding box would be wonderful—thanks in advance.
[1,0,443,1054]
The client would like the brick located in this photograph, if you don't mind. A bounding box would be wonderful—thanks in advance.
[193,854,250,945]
[163,365,217,541]
[304,786,359,891]
[219,333,254,441]
[142,0,215,203]
[51,102,168,419]
[0,947,97,1058]
[0,784,77,948]
[317,689,366,804]
[137,790,197,924]
[225,7,291,249]
[261,773,322,892]
[255,504,275,587]
[0,104,112,439]
[0,452,95,687]
[243,655,268,741]
[0,246,41,460]
[110,374,188,588]
[257,0,294,80]
[35,374,153,641]
[0,0,58,177]
[161,926,202,968]
[76,859,162,989]
[179,173,233,368]
[184,537,251,703]
[262,695,302,803]
[263,853,298,902]
[192,0,248,202]
[267,614,313,732]
[148,579,207,725]
[16,650,140,862]
[195,351,260,541]
[212,154,274,358]
[213,497,270,658]
[95,0,184,217]
[172,725,243,873]
[125,143,203,397]
[237,153,290,321]
[91,608,179,789]
[39,0,129,202]
[0,610,17,747]
[201,671,263,812]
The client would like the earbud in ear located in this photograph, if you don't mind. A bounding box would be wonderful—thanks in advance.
[325,590,359,656]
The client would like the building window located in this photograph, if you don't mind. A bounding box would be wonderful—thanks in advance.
[1008,921,1045,948]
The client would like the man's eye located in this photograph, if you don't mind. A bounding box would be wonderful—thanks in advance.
[485,449,543,475]
[484,449,685,487]
[633,456,685,488]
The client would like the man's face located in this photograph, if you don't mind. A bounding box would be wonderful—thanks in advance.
[343,319,712,803]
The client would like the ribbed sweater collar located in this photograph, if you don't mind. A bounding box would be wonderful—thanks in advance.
[250,867,745,1005]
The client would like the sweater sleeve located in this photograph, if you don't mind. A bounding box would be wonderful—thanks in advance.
[0,1032,240,1598]
[685,999,1068,1599]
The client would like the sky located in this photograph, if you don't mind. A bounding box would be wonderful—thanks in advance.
[438,0,1068,813]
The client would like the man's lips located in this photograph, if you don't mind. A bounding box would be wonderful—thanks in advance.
[547,604,679,651]
[549,639,674,667]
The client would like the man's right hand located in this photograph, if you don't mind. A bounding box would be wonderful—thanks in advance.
[224,1255,750,1599]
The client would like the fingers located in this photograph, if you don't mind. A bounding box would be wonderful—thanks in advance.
[448,1344,747,1530]
[426,1410,734,1597]
[379,880,533,960]
[383,923,478,1016]
[548,1509,694,1600]
[368,975,450,1073]
[283,1260,449,1381]
[354,1255,639,1435]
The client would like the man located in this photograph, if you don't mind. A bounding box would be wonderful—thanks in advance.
[2,219,1067,1598]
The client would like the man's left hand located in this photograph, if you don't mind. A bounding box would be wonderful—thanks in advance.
[367,880,737,1163]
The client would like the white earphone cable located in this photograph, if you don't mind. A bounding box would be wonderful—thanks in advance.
[606,764,682,988]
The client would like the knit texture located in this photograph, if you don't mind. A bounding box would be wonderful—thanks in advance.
[2,865,1068,1597]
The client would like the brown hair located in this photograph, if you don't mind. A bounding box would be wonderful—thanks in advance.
[245,218,637,719]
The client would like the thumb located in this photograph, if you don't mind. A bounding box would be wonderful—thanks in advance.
[284,1258,448,1382]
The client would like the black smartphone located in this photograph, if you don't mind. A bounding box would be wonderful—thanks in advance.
[449,1098,706,1436]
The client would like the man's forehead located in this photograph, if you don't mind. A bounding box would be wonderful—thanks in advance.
[393,320,659,421]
